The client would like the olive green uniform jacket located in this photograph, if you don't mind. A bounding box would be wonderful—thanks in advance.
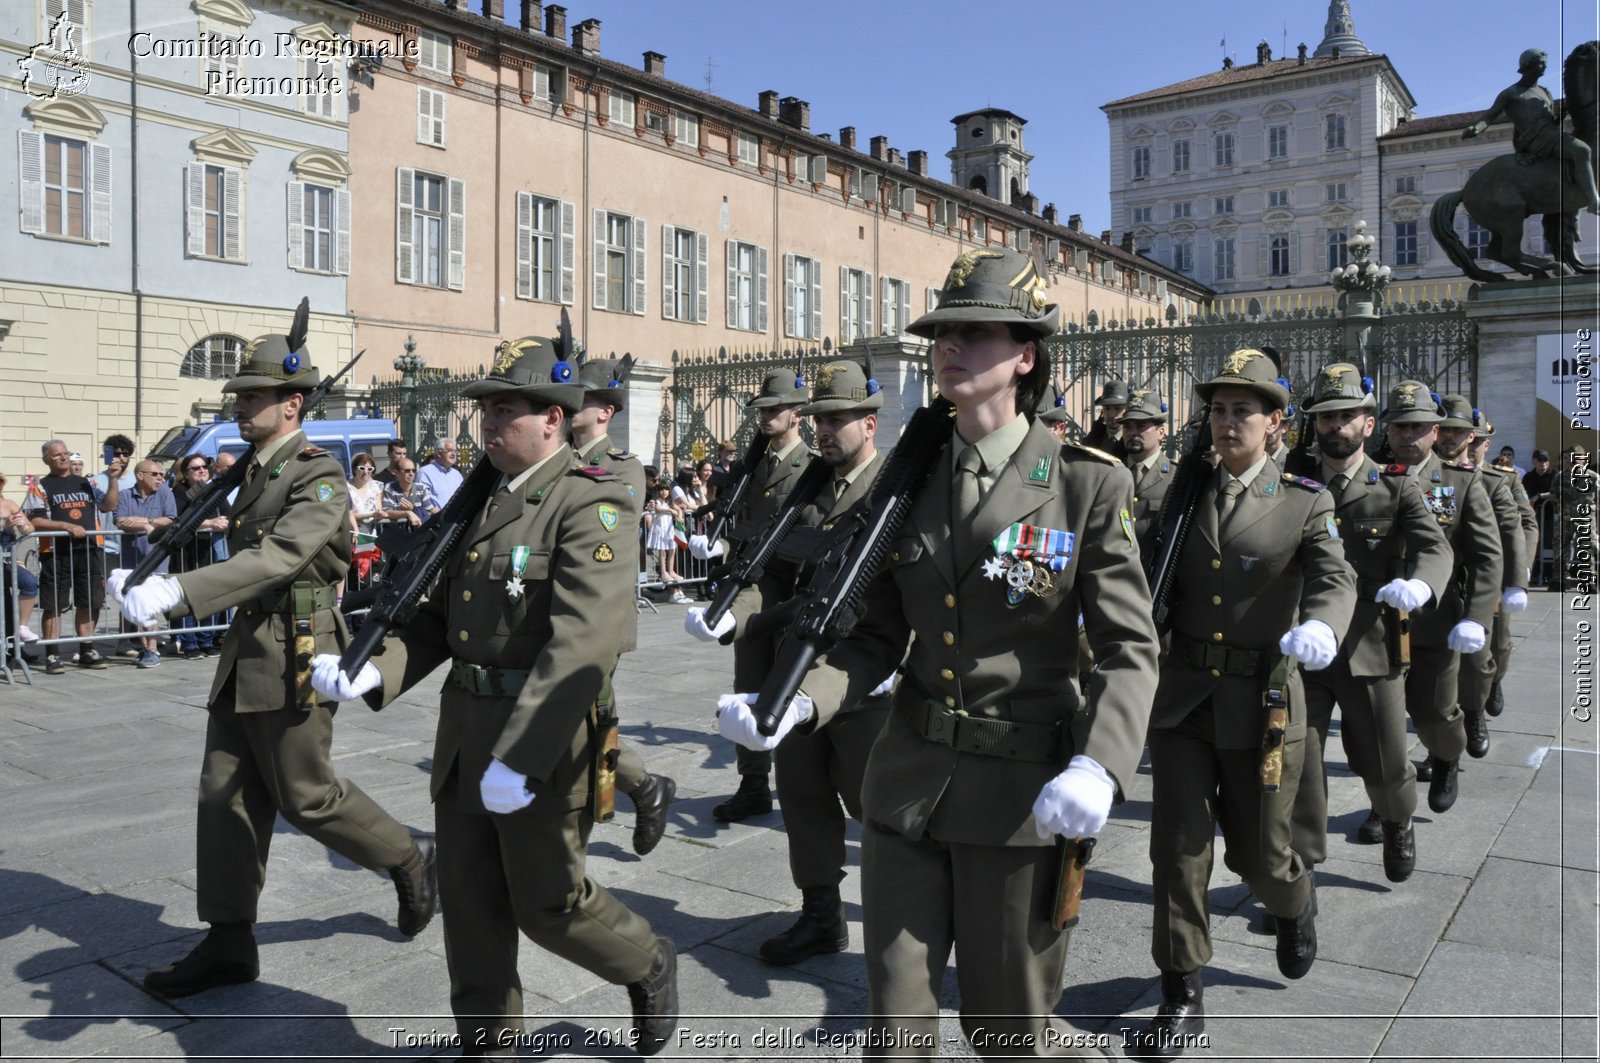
[1127,453,1173,562]
[1408,453,1504,645]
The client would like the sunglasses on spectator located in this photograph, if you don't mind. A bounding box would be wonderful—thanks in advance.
[185,463,209,472]
[355,464,375,471]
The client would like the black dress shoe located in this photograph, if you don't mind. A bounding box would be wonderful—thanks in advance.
[1129,969,1205,1061]
[1415,758,1434,782]
[1427,757,1460,813]
[1464,710,1491,758]
[143,923,258,998]
[712,775,773,822]
[626,936,679,1056]
[390,834,438,937]
[630,774,676,856]
[1382,819,1416,882]
[1356,809,1384,845]
[760,886,848,965]
[1486,680,1506,718]
[1274,884,1317,980]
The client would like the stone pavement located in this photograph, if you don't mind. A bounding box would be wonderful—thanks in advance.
[0,590,1593,1061]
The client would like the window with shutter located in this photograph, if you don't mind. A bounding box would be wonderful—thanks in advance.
[286,181,306,269]
[517,192,562,302]
[334,186,350,276]
[38,133,87,239]
[418,87,446,147]
[446,177,465,290]
[631,214,646,315]
[396,166,415,283]
[785,254,820,340]
[558,201,575,304]
[595,210,642,312]
[416,29,452,75]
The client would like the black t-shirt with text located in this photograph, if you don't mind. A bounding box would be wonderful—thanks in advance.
[25,474,101,546]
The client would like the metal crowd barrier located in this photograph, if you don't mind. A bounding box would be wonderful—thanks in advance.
[1532,496,1557,588]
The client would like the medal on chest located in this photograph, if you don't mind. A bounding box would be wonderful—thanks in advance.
[505,545,530,602]
[1423,485,1457,525]
[983,523,1074,606]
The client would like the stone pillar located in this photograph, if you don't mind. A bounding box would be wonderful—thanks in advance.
[1465,277,1600,463]
[615,359,669,466]
[837,335,931,448]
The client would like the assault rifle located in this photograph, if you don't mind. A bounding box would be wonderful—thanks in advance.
[1146,409,1213,635]
[128,303,361,589]
[753,397,955,735]
[338,455,500,679]
[702,456,833,629]
[697,427,772,549]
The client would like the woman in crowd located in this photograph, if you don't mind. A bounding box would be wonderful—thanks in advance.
[346,452,384,539]
[0,471,40,648]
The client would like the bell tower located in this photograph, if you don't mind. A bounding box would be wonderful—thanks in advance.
[947,108,1033,207]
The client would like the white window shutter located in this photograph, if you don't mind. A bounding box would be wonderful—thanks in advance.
[863,271,873,336]
[755,245,769,333]
[434,91,447,146]
[809,262,822,341]
[592,208,608,309]
[515,191,533,299]
[222,167,242,260]
[446,176,465,290]
[18,131,44,234]
[661,223,676,318]
[784,253,797,337]
[927,287,939,313]
[286,180,305,269]
[881,276,892,332]
[695,231,708,324]
[416,87,430,144]
[839,265,849,341]
[631,216,646,315]
[186,164,206,256]
[725,239,737,327]
[89,142,111,244]
[395,167,415,283]
[334,187,351,275]
[558,199,575,305]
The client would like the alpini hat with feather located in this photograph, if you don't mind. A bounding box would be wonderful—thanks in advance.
[462,308,587,411]
[576,353,635,411]
[1196,348,1292,411]
[907,247,1059,340]
[223,297,322,393]
[1302,362,1377,413]
[801,353,883,415]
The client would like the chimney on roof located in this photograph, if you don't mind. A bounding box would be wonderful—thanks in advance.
[839,126,856,150]
[520,0,541,32]
[908,150,928,176]
[544,4,566,41]
[888,147,904,167]
[870,135,889,161]
[482,0,504,19]
[573,17,600,55]
[643,50,665,76]
[1120,232,1135,251]
[778,96,810,131]
[1222,55,1233,69]
[1068,213,1082,231]
[1042,203,1058,224]
[758,90,780,118]
[1256,40,1272,65]
[443,0,462,9]
[1297,42,1307,65]
[817,133,832,142]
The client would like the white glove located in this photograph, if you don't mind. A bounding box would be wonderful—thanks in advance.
[1279,619,1339,671]
[1032,755,1116,840]
[1375,577,1433,613]
[684,606,734,643]
[480,757,534,814]
[309,653,381,701]
[868,674,897,698]
[106,568,132,604]
[1501,588,1528,613]
[1448,620,1487,653]
[119,576,185,627]
[688,534,723,561]
[715,692,813,751]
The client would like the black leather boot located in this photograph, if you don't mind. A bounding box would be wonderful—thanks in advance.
[1486,679,1506,718]
[759,886,848,965]
[390,833,438,937]
[1356,809,1384,844]
[1415,758,1434,782]
[143,922,258,998]
[1274,882,1317,980]
[1464,709,1491,758]
[626,936,679,1056]
[1130,969,1205,1061]
[712,774,772,822]
[630,774,677,856]
[1427,757,1460,813]
[1382,818,1416,882]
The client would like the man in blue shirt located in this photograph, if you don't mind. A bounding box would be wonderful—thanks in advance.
[113,460,176,667]
[415,436,463,510]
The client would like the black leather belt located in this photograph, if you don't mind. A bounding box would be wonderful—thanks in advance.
[1170,633,1264,677]
[895,697,1063,763]
[449,660,530,697]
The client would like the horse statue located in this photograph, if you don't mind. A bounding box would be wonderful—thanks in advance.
[1430,41,1599,282]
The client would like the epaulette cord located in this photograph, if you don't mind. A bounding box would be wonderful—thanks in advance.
[1281,472,1326,491]
[573,464,615,480]
[1067,443,1120,465]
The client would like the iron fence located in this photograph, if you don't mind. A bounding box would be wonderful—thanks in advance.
[664,341,848,466]
[367,364,486,464]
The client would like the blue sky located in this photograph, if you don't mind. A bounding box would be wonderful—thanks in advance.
[552,0,1598,233]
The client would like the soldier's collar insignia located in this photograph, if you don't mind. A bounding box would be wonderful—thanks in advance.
[1029,455,1052,483]
[597,503,619,531]
[1368,468,1380,483]
[315,481,335,502]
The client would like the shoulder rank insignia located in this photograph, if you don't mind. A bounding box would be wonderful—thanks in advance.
[1448,460,1476,471]
[1282,472,1326,491]
[597,503,619,531]
[315,480,336,502]
[573,464,614,480]
[299,445,328,458]
[1381,463,1409,475]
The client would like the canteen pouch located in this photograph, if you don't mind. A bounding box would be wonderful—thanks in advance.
[1385,607,1412,668]
[1259,654,1293,792]
[590,675,620,823]
[1050,836,1096,931]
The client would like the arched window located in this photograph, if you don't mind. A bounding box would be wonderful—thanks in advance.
[968,174,987,194]
[181,334,245,379]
